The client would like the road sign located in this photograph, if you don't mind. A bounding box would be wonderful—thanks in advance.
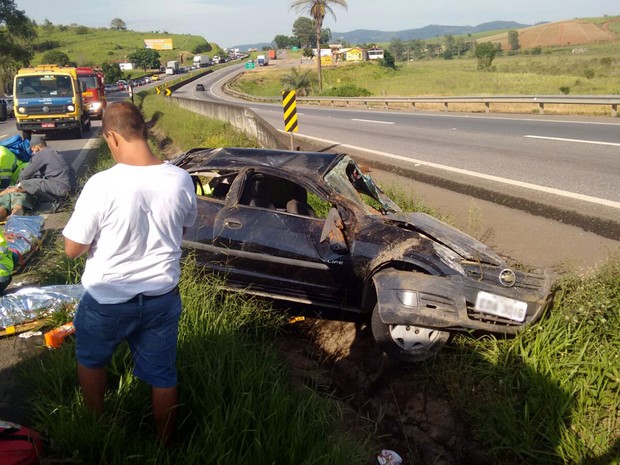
[245,61,255,70]
[165,88,172,97]
[155,86,161,95]
[281,90,298,133]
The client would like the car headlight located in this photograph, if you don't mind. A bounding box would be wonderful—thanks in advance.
[18,106,27,114]
[67,104,75,112]
[90,102,102,110]
[397,290,419,308]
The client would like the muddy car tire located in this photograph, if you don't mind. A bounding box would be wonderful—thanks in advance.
[371,304,451,362]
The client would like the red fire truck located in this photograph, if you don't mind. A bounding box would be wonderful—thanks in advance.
[76,67,106,119]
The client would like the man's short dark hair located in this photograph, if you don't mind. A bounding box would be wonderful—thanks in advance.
[102,101,147,142]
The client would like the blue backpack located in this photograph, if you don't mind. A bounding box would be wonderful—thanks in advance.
[0,135,32,163]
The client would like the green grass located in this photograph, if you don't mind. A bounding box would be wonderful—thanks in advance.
[420,256,620,464]
[136,92,261,152]
[30,24,219,70]
[234,51,620,99]
[22,259,372,464]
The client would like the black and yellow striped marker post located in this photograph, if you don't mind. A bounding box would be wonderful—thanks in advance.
[282,90,298,150]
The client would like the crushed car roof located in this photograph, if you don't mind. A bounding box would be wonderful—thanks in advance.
[172,147,345,178]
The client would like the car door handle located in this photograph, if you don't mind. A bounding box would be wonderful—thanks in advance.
[224,219,242,229]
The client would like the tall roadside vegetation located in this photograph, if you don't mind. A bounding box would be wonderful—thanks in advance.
[0,0,36,95]
[289,0,348,91]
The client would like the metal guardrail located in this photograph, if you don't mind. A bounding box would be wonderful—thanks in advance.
[224,79,620,117]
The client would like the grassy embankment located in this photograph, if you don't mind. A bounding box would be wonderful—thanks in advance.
[20,93,619,464]
[234,41,620,115]
[29,25,217,78]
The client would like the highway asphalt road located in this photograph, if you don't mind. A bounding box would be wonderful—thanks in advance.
[183,64,620,237]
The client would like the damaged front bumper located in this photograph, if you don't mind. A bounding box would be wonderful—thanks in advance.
[372,267,554,334]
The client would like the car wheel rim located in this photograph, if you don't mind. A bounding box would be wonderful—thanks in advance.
[389,324,440,352]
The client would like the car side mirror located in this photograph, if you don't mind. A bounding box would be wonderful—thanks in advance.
[320,207,348,254]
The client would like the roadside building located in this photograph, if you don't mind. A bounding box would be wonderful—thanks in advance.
[366,48,385,60]
[342,47,364,62]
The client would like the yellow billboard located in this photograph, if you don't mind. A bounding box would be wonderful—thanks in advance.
[144,39,173,50]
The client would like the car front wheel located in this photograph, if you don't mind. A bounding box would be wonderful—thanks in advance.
[371,303,451,363]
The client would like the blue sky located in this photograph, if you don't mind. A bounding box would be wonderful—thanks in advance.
[15,0,620,48]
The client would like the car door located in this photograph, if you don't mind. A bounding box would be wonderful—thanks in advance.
[212,171,353,307]
[182,174,235,276]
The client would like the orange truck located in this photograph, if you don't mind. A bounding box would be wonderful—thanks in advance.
[76,67,106,119]
[268,49,277,60]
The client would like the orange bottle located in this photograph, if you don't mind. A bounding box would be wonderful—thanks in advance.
[44,322,75,349]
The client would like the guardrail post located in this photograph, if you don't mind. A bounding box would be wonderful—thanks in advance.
[444,102,449,112]
[612,103,617,118]
[485,102,490,114]
[411,101,416,111]
[538,102,545,115]
[385,101,389,110]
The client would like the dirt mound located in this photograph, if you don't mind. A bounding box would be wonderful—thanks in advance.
[480,19,617,50]
[279,319,488,464]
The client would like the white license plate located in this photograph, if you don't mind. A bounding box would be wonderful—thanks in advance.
[41,122,55,128]
[475,291,527,322]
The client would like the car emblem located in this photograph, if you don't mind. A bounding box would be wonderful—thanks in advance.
[499,269,517,287]
[42,106,49,113]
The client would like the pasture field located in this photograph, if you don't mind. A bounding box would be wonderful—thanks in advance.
[30,26,212,68]
[233,45,620,115]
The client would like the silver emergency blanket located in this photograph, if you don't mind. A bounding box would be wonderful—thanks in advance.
[0,284,84,329]
[3,215,45,259]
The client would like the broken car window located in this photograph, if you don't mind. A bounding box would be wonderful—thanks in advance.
[324,157,401,214]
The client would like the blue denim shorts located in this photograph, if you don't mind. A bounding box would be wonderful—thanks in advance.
[74,287,182,388]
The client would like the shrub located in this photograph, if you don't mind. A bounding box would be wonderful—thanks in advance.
[324,84,372,97]
[559,86,570,95]
[584,68,595,79]
[600,57,613,67]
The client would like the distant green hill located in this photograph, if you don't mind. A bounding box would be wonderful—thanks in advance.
[31,24,218,68]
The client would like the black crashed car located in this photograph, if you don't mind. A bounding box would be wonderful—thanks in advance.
[175,147,554,362]
[195,83,205,91]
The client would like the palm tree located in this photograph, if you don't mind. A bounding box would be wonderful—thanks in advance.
[280,67,316,96]
[290,0,348,91]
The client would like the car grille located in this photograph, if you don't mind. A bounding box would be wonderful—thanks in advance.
[461,262,547,291]
[461,262,551,326]
[26,105,68,115]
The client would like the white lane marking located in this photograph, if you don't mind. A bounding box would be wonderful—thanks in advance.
[524,135,620,147]
[351,118,395,125]
[0,134,7,138]
[286,131,620,209]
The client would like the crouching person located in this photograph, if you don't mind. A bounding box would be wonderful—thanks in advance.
[4,140,76,214]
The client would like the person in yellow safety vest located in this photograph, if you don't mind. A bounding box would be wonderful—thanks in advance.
[0,146,18,190]
[0,228,15,294]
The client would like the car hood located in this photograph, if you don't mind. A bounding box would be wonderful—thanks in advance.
[386,212,504,266]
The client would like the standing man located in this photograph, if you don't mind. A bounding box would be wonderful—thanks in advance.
[62,101,197,443]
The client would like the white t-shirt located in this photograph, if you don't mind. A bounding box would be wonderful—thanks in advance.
[63,162,197,304]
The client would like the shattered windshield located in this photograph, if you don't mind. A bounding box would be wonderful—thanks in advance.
[324,157,401,214]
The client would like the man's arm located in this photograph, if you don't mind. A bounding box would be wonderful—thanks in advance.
[64,237,90,258]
